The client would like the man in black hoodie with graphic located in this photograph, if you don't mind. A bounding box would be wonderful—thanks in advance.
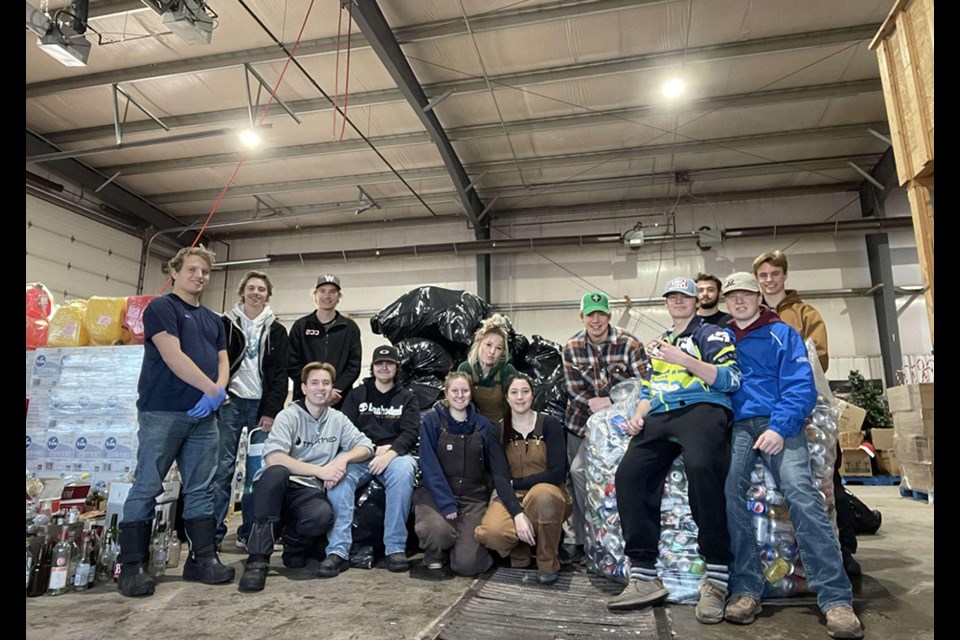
[288,274,362,410]
[331,345,420,572]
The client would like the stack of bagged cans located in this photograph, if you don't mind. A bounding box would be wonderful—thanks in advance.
[583,379,706,603]
[745,340,840,598]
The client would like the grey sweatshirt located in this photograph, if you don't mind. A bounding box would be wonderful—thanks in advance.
[255,399,374,490]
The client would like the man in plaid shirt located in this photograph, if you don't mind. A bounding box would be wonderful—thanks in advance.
[561,291,648,562]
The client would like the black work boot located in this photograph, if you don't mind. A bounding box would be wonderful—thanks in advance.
[281,532,311,569]
[183,517,236,584]
[238,521,274,593]
[117,520,156,598]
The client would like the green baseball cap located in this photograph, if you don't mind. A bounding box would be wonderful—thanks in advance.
[581,291,611,315]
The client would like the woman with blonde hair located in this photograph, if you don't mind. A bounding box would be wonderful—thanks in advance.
[412,371,513,577]
[457,314,517,424]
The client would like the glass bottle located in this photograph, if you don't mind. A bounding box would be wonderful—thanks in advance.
[148,512,168,578]
[98,514,120,584]
[47,528,72,596]
[73,531,93,591]
[27,530,51,597]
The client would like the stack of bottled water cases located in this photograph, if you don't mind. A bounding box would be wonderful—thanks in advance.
[583,379,705,603]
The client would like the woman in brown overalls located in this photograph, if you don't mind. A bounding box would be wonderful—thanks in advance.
[412,372,514,576]
[456,314,517,425]
[474,374,572,584]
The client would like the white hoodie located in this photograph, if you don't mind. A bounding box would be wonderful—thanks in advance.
[226,302,275,399]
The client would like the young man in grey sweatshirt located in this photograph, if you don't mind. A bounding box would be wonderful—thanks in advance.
[237,362,373,592]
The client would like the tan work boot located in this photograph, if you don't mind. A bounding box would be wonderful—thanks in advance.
[607,577,669,611]
[695,580,728,624]
[825,605,864,638]
[724,594,762,624]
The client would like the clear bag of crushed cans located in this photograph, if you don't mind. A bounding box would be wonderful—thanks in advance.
[583,379,705,603]
[745,338,840,598]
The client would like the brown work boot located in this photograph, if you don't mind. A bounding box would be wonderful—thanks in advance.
[825,605,864,638]
[607,577,669,611]
[724,594,762,624]
[695,580,728,624]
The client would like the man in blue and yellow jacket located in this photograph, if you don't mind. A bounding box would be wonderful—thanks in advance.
[608,277,741,625]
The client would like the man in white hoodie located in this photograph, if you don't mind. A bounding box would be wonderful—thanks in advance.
[237,362,374,592]
[214,271,291,550]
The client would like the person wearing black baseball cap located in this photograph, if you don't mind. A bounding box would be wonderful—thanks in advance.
[327,345,421,573]
[288,274,362,410]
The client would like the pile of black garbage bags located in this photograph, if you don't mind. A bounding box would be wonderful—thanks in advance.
[370,286,568,421]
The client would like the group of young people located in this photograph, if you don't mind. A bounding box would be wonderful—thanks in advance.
[115,245,862,639]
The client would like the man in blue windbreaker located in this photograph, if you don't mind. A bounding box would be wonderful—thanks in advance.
[720,272,863,639]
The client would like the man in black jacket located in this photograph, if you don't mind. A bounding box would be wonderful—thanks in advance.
[332,345,420,572]
[288,274,362,411]
[215,270,291,549]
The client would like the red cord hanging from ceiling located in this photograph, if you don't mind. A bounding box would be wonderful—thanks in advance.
[333,1,354,142]
[158,0,317,294]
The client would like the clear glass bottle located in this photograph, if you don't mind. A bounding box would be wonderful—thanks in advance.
[86,525,100,588]
[27,530,51,597]
[47,528,72,596]
[73,531,93,591]
[97,514,120,584]
[26,537,34,592]
[148,512,168,578]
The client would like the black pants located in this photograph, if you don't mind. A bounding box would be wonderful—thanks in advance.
[252,465,335,551]
[616,402,733,568]
[833,444,857,554]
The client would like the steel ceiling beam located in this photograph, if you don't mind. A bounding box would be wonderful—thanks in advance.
[100,81,884,176]
[148,149,881,205]
[26,129,183,230]
[28,0,681,99]
[174,183,861,232]
[41,25,881,145]
[346,0,482,226]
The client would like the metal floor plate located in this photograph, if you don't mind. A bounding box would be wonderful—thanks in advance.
[425,568,672,640]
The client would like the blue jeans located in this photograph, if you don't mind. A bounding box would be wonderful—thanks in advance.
[213,397,260,543]
[725,417,853,612]
[123,411,219,524]
[325,455,418,559]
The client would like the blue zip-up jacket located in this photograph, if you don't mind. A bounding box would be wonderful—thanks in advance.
[644,316,741,415]
[726,309,817,438]
[419,403,505,517]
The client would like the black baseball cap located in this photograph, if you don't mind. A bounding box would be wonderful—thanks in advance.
[372,345,400,364]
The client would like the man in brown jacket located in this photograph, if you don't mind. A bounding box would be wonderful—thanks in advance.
[752,250,829,372]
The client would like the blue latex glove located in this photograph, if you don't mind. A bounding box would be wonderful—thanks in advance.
[187,387,227,419]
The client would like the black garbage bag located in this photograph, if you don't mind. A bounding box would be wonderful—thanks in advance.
[522,335,564,385]
[533,370,568,422]
[370,287,491,360]
[494,314,530,370]
[351,479,387,567]
[395,338,456,386]
[409,377,445,412]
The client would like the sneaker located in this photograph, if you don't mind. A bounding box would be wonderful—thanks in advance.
[386,553,410,573]
[607,578,669,611]
[724,594,762,625]
[559,544,584,566]
[316,554,350,579]
[825,605,864,639]
[695,580,728,624]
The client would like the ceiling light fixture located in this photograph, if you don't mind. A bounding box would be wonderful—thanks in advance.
[662,77,686,99]
[239,129,261,148]
[28,0,92,67]
[139,0,215,45]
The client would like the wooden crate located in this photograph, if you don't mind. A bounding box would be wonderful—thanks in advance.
[870,0,934,187]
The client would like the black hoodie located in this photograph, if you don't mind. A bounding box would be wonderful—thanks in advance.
[340,378,420,456]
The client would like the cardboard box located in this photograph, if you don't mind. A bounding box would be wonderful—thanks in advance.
[900,461,934,493]
[876,450,900,476]
[870,428,895,450]
[106,480,180,528]
[840,448,873,477]
[886,383,934,414]
[894,434,934,463]
[892,409,935,438]
[836,400,867,434]
[839,431,864,449]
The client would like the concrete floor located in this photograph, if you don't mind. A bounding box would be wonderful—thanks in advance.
[26,486,933,640]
